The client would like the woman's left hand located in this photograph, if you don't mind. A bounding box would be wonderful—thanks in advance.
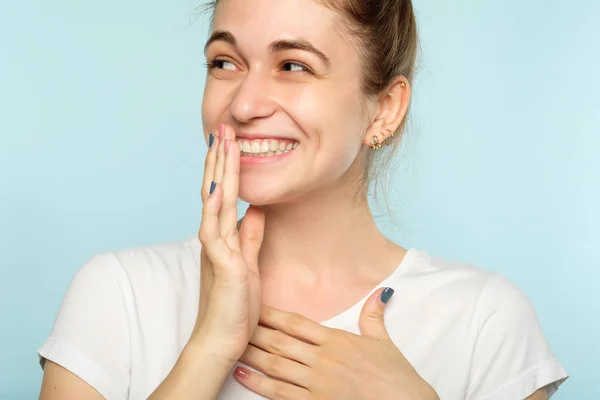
[235,287,439,400]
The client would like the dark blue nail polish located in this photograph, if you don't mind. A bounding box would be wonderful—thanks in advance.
[209,181,216,195]
[209,133,215,148]
[380,287,395,304]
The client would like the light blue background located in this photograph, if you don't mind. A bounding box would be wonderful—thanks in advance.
[1,0,598,398]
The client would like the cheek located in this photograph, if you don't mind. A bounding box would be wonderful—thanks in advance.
[327,128,364,175]
[285,82,366,135]
[288,85,366,165]
[201,81,227,130]
[324,100,369,177]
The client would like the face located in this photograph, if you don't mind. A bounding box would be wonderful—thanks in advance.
[201,0,376,205]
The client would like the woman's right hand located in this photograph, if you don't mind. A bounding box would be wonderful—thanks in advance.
[192,123,265,361]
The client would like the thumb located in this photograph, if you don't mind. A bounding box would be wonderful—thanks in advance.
[359,287,394,341]
[239,205,265,272]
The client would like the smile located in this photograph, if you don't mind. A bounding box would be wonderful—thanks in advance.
[236,138,299,157]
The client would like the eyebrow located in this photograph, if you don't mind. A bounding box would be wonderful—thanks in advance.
[204,30,331,69]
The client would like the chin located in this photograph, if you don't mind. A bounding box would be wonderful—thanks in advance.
[238,175,301,206]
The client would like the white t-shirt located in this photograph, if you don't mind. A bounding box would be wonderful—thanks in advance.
[38,236,568,400]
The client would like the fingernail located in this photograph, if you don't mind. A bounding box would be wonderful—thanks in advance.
[210,181,216,195]
[380,287,394,304]
[225,139,230,153]
[219,123,225,138]
[235,366,250,379]
[209,133,215,148]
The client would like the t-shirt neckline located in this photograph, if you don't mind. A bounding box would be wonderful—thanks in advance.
[318,247,418,327]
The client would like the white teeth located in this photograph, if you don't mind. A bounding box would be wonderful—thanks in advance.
[236,138,300,156]
[260,140,270,153]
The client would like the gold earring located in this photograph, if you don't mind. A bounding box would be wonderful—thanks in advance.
[400,81,407,88]
[371,135,382,150]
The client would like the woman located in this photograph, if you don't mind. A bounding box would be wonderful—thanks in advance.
[38,0,568,399]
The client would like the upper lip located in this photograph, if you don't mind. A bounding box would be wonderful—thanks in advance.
[236,132,297,141]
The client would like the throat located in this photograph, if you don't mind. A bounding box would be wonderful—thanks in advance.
[261,279,370,324]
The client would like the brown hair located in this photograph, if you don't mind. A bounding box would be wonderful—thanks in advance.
[199,0,419,215]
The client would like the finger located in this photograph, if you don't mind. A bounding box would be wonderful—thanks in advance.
[234,365,310,400]
[239,205,265,273]
[249,325,316,367]
[198,182,231,262]
[219,124,240,241]
[259,305,330,346]
[201,132,219,203]
[213,123,227,186]
[358,287,394,342]
[238,345,313,392]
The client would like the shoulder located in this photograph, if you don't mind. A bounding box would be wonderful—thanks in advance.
[403,250,567,399]
[67,236,201,307]
[108,235,200,274]
[85,235,200,282]
[405,249,534,322]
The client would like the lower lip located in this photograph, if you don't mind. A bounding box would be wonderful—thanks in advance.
[239,148,297,165]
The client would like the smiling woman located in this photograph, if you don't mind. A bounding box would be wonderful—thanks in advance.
[37,0,568,399]
[199,0,418,207]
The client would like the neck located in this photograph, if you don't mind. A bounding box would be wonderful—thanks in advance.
[256,180,387,279]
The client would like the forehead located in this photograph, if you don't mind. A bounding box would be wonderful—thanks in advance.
[211,0,350,56]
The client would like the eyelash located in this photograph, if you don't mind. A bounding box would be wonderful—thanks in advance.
[204,59,314,75]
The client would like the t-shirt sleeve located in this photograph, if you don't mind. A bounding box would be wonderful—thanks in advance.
[466,273,568,400]
[37,253,130,400]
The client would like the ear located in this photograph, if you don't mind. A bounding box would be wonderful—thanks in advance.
[363,76,411,148]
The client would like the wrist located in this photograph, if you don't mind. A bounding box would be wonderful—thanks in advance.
[187,330,243,367]
[148,334,240,399]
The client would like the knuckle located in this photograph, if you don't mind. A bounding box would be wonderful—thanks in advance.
[264,307,277,323]
[269,332,289,354]
[201,206,216,222]
[288,313,306,334]
[310,347,325,367]
[271,380,289,400]
[265,354,284,376]
[221,199,236,211]
[296,386,311,400]
[198,225,214,245]
[204,155,213,168]
[201,205,212,217]
[366,310,382,322]
[252,373,269,394]
[198,230,209,245]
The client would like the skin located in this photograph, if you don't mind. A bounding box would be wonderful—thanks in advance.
[38,0,551,399]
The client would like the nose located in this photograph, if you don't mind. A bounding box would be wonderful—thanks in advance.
[229,71,277,123]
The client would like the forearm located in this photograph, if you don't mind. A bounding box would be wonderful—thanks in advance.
[147,335,237,400]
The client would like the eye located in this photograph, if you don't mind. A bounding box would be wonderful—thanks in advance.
[281,62,312,74]
[205,59,237,71]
